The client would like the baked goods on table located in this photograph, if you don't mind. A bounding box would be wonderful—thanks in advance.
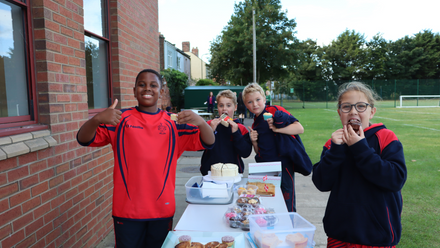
[254,231,282,248]
[285,233,308,248]
[247,182,276,196]
[175,235,235,248]
[211,163,238,177]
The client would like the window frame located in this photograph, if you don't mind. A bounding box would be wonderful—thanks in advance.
[84,0,113,116]
[0,0,42,137]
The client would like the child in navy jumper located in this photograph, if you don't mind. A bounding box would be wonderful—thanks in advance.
[312,82,407,248]
[243,83,306,212]
[200,90,252,175]
[77,69,215,248]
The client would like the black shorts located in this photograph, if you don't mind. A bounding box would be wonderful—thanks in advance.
[113,217,173,248]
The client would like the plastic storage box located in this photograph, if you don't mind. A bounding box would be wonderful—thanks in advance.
[248,212,316,248]
[185,176,234,204]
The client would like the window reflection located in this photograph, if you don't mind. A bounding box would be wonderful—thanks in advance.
[84,0,106,37]
[85,36,108,109]
[0,0,29,118]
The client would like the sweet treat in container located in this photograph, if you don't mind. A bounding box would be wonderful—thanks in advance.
[178,235,191,243]
[254,206,267,215]
[263,215,278,226]
[254,231,282,248]
[174,241,190,248]
[170,114,178,121]
[190,242,204,248]
[220,113,233,127]
[286,233,308,248]
[241,217,250,231]
[247,182,275,196]
[236,197,248,206]
[211,163,238,177]
[255,217,268,227]
[248,197,260,207]
[241,203,254,212]
[263,112,273,120]
[205,241,220,248]
[221,235,235,247]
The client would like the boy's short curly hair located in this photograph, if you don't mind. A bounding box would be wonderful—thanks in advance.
[242,83,265,101]
[135,69,163,88]
[216,90,237,105]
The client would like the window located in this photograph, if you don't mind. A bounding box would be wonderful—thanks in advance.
[177,56,181,70]
[84,0,111,111]
[0,0,37,134]
[167,50,172,68]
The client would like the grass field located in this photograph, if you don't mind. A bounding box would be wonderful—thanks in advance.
[275,102,440,247]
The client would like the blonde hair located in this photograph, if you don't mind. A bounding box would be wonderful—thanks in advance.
[337,82,380,108]
[243,83,265,101]
[216,90,237,105]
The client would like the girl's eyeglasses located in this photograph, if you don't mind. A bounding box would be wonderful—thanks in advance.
[339,102,371,113]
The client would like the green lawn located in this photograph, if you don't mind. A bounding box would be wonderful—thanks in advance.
[281,105,440,247]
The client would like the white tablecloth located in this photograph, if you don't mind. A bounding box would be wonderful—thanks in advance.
[174,179,287,232]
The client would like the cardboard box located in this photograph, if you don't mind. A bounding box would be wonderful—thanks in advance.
[185,176,233,204]
[249,212,316,248]
[248,162,281,187]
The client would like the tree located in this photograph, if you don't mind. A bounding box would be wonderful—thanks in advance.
[209,0,298,86]
[364,34,388,80]
[196,79,218,86]
[161,69,187,111]
[321,29,367,83]
[387,30,440,79]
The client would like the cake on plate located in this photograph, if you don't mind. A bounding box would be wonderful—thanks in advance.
[211,163,238,177]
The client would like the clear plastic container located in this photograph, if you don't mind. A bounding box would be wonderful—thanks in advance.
[185,176,233,204]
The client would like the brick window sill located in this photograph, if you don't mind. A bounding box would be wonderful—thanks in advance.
[0,130,58,161]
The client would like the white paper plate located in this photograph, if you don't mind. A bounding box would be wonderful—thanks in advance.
[203,171,242,183]
[162,231,248,248]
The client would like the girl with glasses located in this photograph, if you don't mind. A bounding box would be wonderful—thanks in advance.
[312,82,407,248]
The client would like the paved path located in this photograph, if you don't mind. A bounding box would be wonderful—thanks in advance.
[96,118,330,248]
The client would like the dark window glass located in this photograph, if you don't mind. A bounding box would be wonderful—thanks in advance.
[85,35,109,109]
[84,0,110,111]
[0,0,29,118]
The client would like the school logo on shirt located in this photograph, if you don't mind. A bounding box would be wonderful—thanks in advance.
[158,123,167,134]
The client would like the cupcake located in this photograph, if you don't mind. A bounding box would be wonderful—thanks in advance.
[178,235,191,243]
[221,235,235,247]
[263,112,272,120]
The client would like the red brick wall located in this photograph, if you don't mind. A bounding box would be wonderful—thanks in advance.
[0,0,159,247]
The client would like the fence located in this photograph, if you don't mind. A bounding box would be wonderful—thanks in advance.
[273,79,440,109]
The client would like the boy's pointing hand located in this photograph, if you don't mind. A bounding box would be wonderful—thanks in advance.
[248,126,258,142]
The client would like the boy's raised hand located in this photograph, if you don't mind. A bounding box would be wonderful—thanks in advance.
[210,118,221,131]
[95,99,122,126]
[227,118,239,133]
[248,126,258,142]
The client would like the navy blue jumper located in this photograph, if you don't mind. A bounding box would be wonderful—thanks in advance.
[312,123,406,247]
[200,118,252,176]
[251,105,307,212]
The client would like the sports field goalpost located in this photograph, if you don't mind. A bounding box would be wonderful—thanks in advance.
[398,95,440,108]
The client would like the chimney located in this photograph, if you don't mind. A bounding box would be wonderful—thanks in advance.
[192,47,199,57]
[182,42,190,52]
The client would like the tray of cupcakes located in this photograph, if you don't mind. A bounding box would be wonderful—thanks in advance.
[162,231,246,248]
[223,203,277,231]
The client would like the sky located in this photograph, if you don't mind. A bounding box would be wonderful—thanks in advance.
[158,0,440,63]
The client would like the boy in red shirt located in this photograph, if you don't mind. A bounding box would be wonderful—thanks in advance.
[77,69,214,248]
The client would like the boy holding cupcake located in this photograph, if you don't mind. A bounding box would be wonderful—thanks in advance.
[200,90,252,176]
[243,83,311,212]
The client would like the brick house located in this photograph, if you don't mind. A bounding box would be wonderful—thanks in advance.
[0,0,160,247]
